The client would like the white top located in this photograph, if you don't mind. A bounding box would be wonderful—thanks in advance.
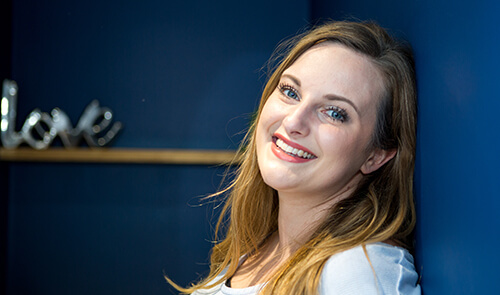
[192,243,421,295]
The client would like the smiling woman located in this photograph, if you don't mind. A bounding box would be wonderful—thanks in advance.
[168,20,420,295]
[256,43,390,201]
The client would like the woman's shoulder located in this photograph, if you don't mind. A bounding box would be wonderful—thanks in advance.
[319,243,421,295]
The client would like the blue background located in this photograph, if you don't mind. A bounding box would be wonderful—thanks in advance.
[2,0,499,294]
[311,1,500,293]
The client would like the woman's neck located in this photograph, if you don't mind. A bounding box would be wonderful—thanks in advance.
[275,184,357,253]
[227,178,361,288]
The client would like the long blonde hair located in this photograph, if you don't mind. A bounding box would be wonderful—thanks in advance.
[171,20,417,294]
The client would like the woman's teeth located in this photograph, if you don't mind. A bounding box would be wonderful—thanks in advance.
[275,138,315,159]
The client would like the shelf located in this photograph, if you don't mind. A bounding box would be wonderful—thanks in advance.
[0,147,238,165]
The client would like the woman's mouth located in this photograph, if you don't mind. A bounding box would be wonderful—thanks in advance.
[273,136,317,159]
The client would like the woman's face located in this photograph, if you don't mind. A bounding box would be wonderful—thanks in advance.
[256,42,387,201]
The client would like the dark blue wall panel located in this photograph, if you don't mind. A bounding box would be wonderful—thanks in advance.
[0,1,13,293]
[6,0,310,294]
[9,0,499,294]
[11,0,309,149]
[312,0,500,294]
[7,163,227,294]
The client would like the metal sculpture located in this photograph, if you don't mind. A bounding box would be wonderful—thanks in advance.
[1,79,122,149]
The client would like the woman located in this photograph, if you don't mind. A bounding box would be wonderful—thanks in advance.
[171,20,420,294]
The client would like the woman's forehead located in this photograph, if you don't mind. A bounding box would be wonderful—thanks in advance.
[282,43,385,108]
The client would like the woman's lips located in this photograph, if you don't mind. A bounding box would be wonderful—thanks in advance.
[271,134,317,163]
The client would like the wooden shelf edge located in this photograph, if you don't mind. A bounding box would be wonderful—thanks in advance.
[0,147,238,165]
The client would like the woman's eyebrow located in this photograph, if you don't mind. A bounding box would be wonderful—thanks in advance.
[281,73,301,87]
[282,73,360,115]
[324,94,359,115]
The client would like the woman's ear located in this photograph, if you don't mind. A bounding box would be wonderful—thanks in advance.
[361,148,397,175]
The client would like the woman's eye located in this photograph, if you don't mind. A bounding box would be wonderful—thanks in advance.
[325,107,348,123]
[283,89,298,100]
[278,83,300,100]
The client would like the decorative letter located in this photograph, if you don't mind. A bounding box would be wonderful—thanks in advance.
[1,79,123,149]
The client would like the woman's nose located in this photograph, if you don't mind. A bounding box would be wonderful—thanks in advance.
[282,103,311,137]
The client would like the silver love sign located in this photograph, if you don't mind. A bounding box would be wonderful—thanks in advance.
[1,79,122,149]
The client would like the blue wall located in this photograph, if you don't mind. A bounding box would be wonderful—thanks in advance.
[4,0,309,294]
[5,0,500,294]
[312,0,500,294]
[0,0,13,292]
[10,0,309,149]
